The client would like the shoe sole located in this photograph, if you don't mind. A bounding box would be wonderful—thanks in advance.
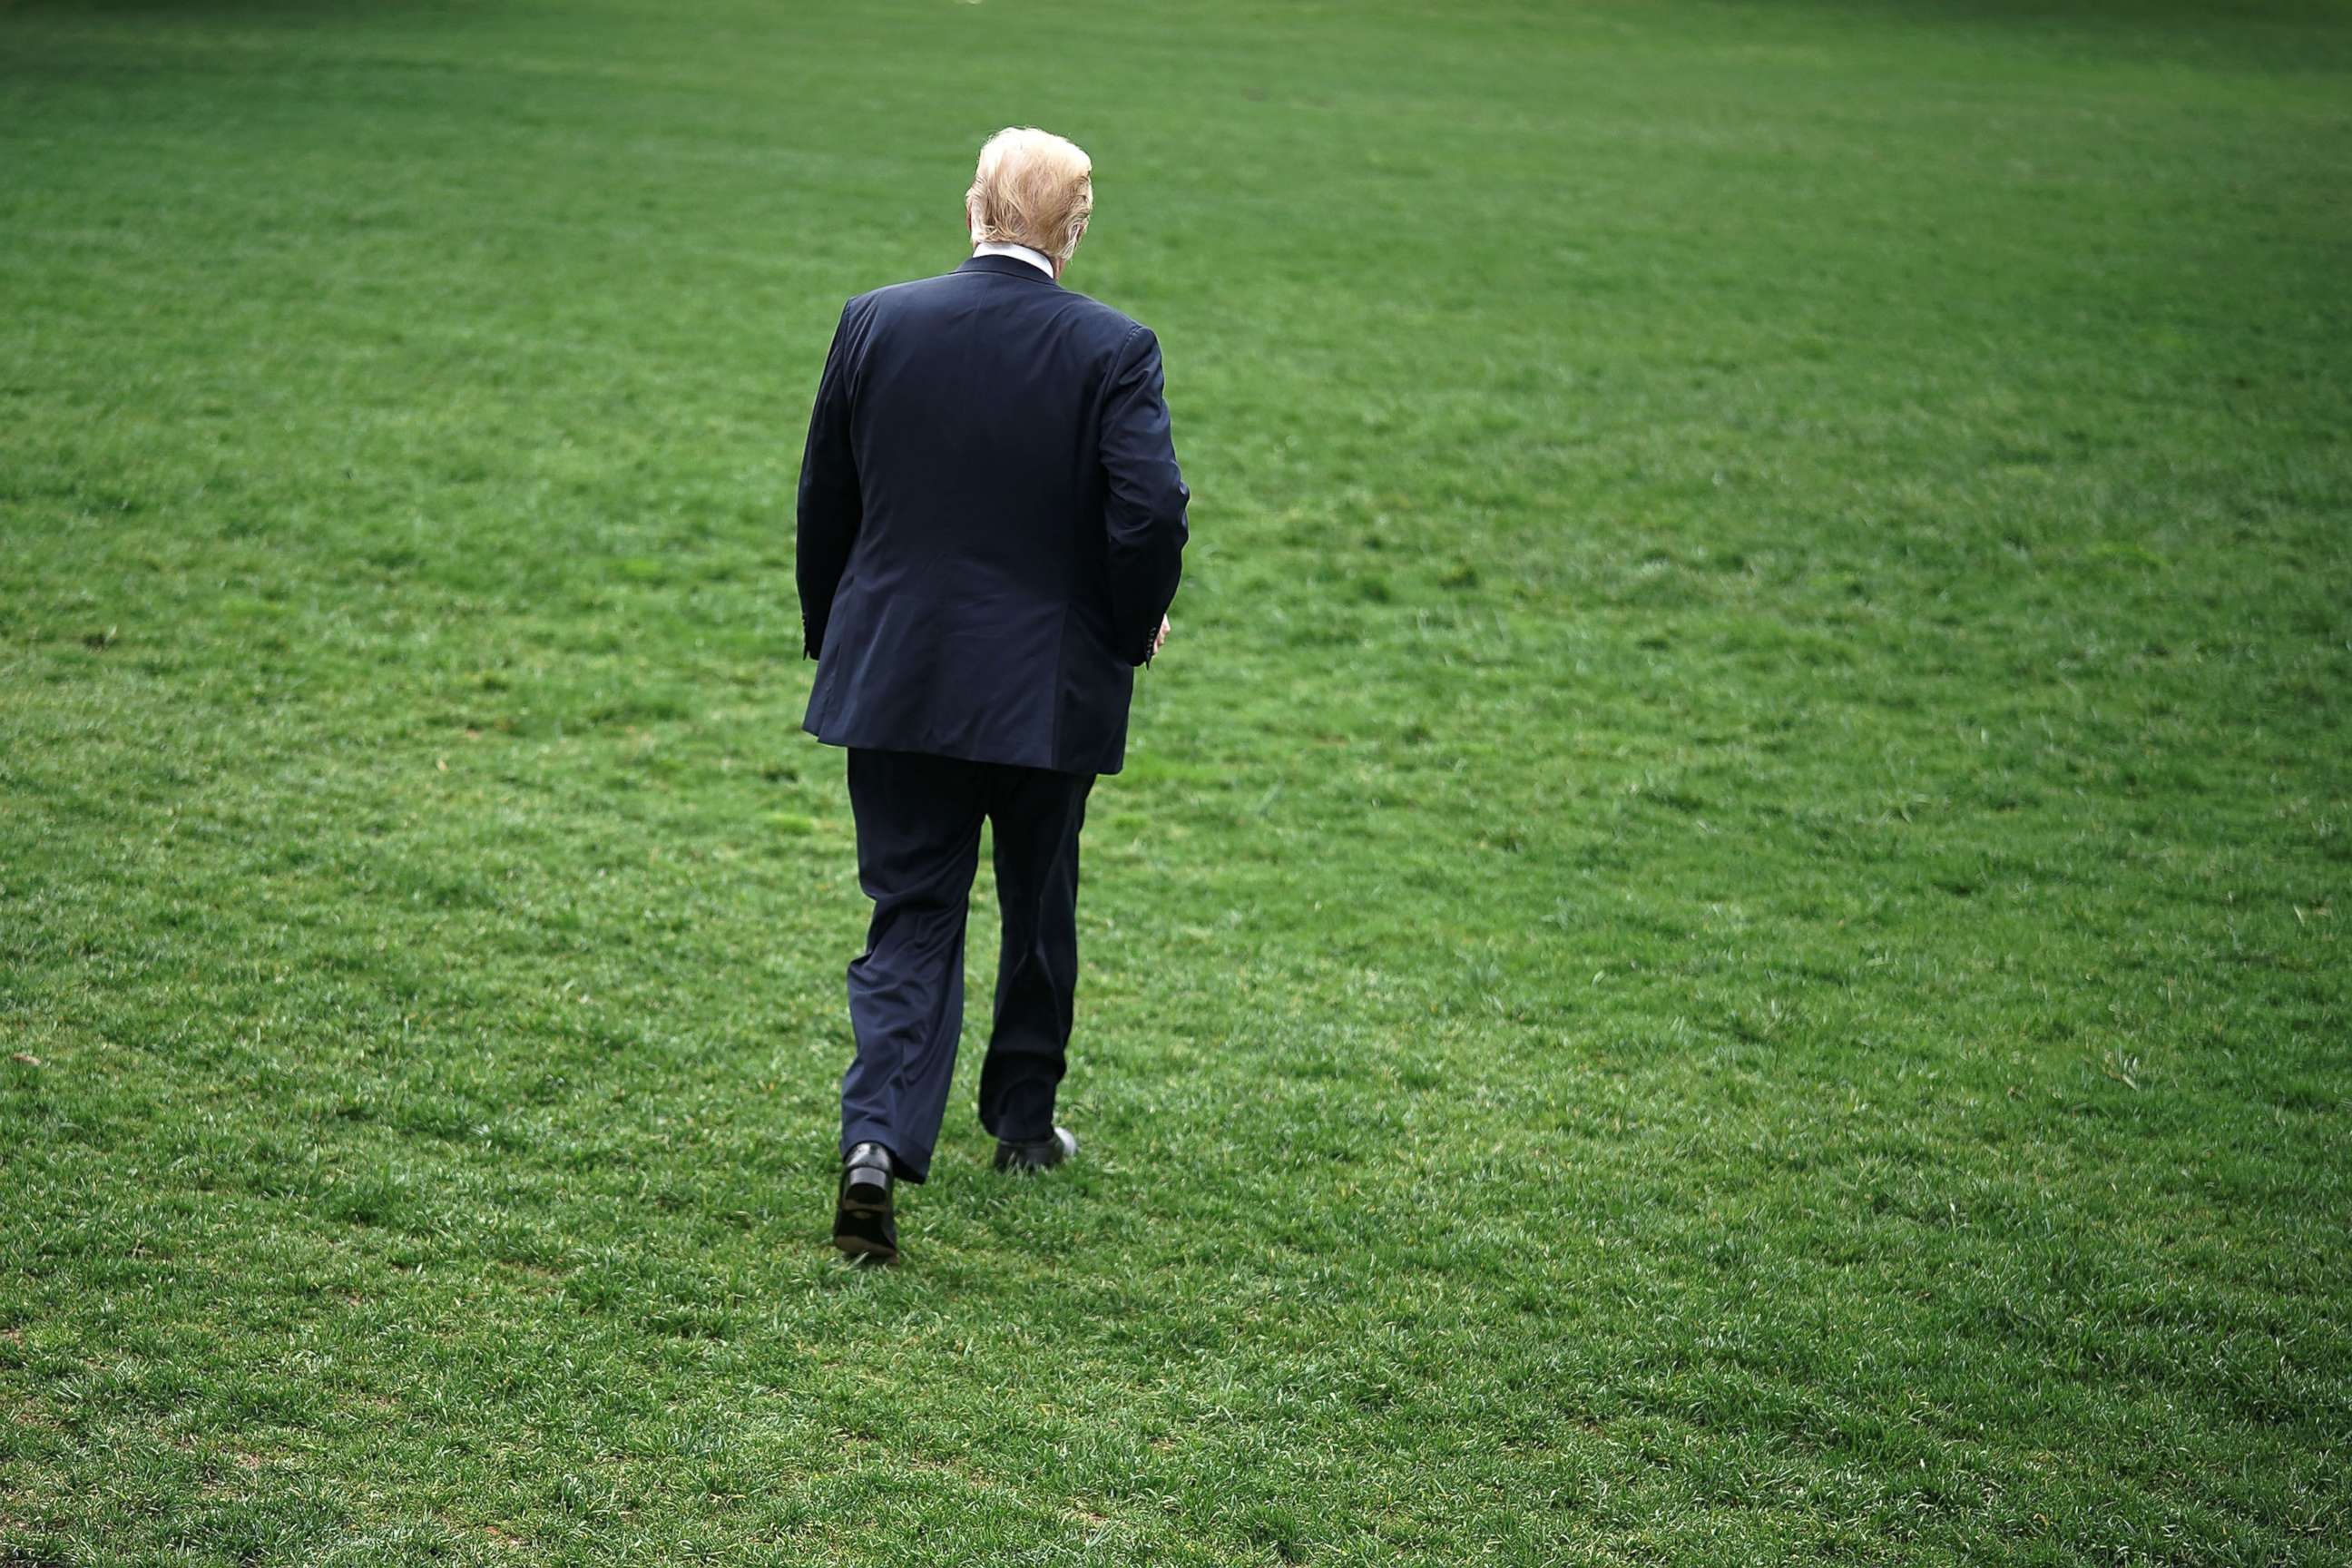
[834,1190,897,1263]
[832,1233,897,1263]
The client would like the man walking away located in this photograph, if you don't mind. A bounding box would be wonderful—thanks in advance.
[795,126,1191,1263]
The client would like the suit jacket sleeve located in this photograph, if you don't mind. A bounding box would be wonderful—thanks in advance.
[1099,325,1190,666]
[796,301,862,660]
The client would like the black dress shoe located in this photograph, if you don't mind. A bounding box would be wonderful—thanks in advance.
[833,1142,897,1263]
[993,1125,1078,1173]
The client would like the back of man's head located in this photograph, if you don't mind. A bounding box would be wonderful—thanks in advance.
[965,127,1093,267]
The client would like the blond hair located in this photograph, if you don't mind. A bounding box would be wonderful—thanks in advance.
[965,126,1093,265]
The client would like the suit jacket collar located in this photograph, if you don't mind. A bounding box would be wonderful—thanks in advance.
[956,253,1059,285]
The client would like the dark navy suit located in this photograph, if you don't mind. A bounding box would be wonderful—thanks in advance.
[795,253,1189,1181]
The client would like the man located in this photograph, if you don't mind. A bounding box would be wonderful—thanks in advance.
[795,126,1191,1263]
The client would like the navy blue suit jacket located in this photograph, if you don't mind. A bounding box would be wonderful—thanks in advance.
[795,254,1190,776]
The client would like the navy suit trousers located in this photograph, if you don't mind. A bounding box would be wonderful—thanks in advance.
[838,748,1095,1181]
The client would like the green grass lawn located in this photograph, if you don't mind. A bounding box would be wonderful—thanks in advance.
[4,0,2348,1561]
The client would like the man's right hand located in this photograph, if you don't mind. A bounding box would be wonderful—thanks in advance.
[1152,615,1170,658]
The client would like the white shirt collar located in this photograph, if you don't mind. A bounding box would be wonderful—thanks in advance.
[973,240,1056,279]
